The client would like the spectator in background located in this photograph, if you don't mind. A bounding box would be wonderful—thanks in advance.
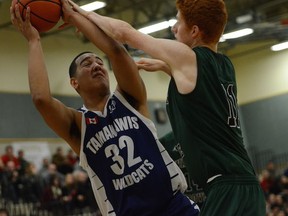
[260,169,275,197]
[62,173,78,214]
[40,174,64,215]
[52,147,74,175]
[66,149,78,168]
[51,147,65,169]
[260,161,283,198]
[20,162,42,203]
[266,161,277,178]
[1,145,19,169]
[39,163,65,190]
[73,170,98,213]
[1,160,21,203]
[280,174,288,200]
[38,157,50,177]
[0,158,4,180]
[17,149,29,176]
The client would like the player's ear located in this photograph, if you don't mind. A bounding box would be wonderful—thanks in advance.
[190,25,200,38]
[70,77,79,90]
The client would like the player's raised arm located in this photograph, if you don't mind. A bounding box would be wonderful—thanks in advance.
[10,1,81,154]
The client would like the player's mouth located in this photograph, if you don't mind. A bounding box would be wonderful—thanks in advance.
[91,70,105,78]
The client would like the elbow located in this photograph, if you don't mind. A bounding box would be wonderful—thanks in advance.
[31,93,52,110]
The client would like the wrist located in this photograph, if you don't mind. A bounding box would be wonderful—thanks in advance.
[86,12,94,20]
[67,12,78,23]
[28,36,41,44]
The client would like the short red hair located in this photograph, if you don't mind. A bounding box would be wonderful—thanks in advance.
[176,0,228,43]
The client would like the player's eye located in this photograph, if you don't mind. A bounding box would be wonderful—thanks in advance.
[96,59,104,65]
[82,61,92,67]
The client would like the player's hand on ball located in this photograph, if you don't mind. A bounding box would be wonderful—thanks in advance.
[67,0,89,17]
[61,0,76,24]
[61,0,88,24]
[10,0,39,41]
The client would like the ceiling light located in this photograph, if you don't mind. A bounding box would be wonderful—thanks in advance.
[80,1,106,12]
[236,14,253,24]
[222,28,254,40]
[271,41,288,51]
[138,19,177,34]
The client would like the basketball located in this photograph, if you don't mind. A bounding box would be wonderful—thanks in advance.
[17,0,62,33]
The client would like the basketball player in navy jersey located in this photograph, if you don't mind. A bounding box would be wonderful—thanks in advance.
[10,0,199,215]
[68,0,267,215]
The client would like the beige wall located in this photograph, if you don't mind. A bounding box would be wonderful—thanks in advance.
[0,28,170,101]
[1,28,288,105]
[230,43,288,105]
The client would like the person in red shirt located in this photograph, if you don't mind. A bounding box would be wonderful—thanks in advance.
[1,145,19,169]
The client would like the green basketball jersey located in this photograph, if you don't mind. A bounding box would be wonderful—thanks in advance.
[166,47,256,189]
[159,131,206,208]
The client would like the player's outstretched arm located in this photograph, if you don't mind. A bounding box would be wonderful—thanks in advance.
[75,9,197,94]
[10,1,81,154]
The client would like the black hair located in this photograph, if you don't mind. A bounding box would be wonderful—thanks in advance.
[69,51,93,78]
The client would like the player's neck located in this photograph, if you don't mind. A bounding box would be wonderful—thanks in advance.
[83,94,110,112]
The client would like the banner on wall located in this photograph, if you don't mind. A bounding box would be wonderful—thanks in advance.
[12,141,51,171]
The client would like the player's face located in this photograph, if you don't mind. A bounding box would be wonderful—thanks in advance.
[171,11,194,46]
[74,53,110,92]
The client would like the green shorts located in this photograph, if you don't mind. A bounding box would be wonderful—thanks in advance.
[200,175,265,216]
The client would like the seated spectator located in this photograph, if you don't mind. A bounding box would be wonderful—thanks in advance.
[1,161,21,203]
[17,149,29,176]
[39,163,65,190]
[66,149,78,168]
[62,173,78,214]
[51,147,65,169]
[73,170,98,213]
[38,157,50,177]
[260,169,275,197]
[20,163,42,203]
[40,175,64,215]
[1,145,19,169]
[51,147,74,175]
[0,158,4,180]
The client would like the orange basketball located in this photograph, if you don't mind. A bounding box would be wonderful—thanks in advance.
[17,0,62,33]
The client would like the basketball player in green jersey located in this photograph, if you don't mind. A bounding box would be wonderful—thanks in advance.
[159,131,206,209]
[67,0,266,215]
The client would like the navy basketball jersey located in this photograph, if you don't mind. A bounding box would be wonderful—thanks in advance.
[79,91,191,216]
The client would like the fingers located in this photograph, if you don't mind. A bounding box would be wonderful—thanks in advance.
[25,7,31,25]
[67,0,77,8]
[14,3,22,20]
[10,6,15,24]
[10,1,33,34]
[62,0,75,10]
[11,0,16,10]
[10,3,23,29]
[10,0,17,24]
[14,4,26,31]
